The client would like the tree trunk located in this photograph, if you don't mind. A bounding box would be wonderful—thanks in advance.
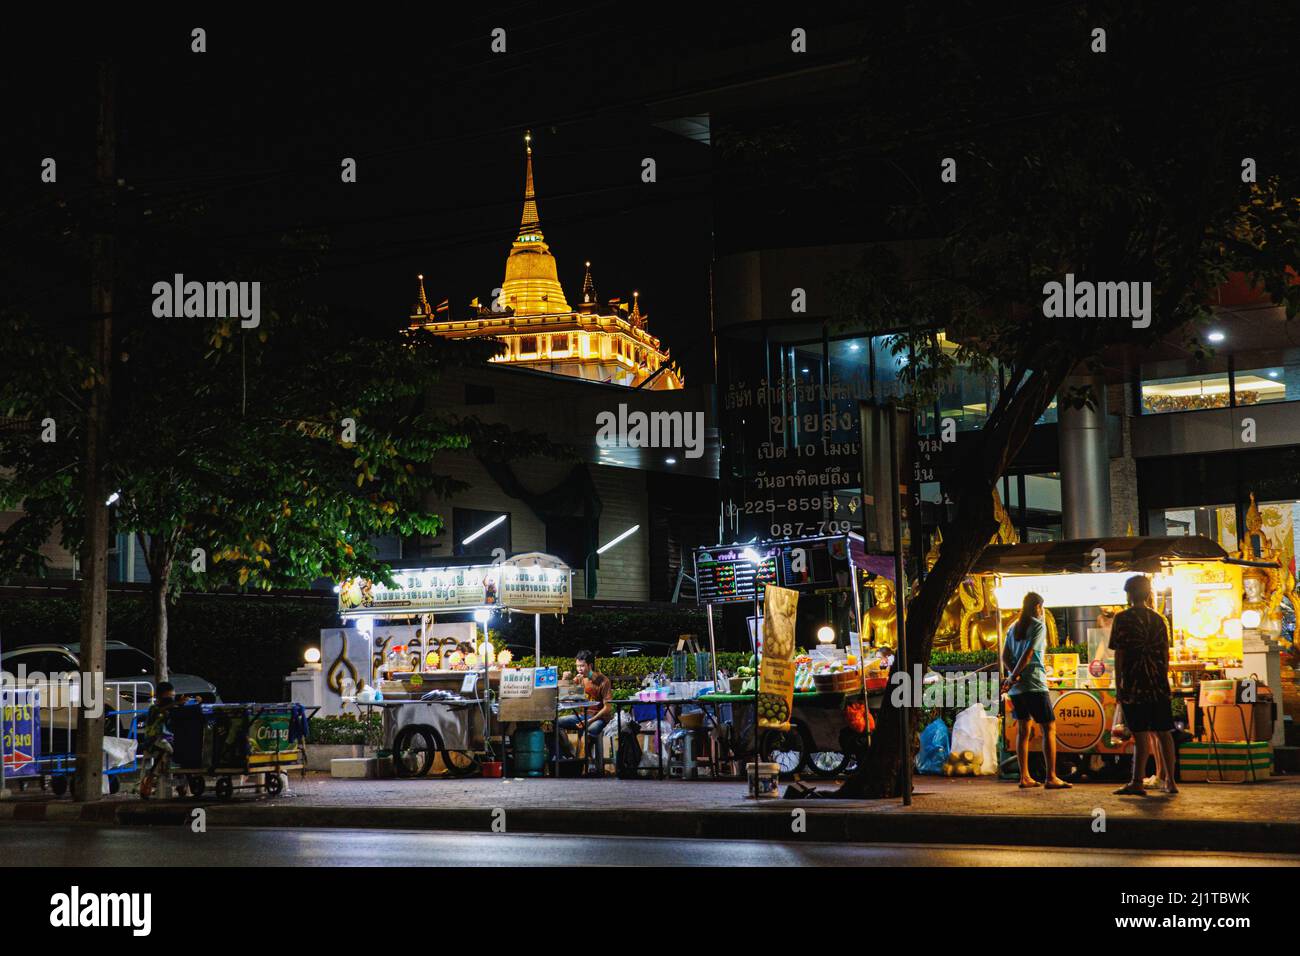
[141,531,175,682]
[837,352,1077,798]
[151,567,170,681]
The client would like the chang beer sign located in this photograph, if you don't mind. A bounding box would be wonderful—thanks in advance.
[249,712,292,757]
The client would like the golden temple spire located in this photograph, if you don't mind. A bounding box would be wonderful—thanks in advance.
[518,130,541,240]
[631,290,643,328]
[414,273,432,317]
[581,260,596,304]
[501,131,570,315]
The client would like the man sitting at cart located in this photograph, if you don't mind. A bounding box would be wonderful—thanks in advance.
[558,650,613,767]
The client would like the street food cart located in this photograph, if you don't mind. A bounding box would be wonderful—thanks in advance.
[972,535,1281,780]
[337,552,572,777]
[691,534,882,780]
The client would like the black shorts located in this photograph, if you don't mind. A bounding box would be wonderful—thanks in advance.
[1122,699,1173,733]
[1009,691,1053,725]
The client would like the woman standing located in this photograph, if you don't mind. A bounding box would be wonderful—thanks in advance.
[1001,592,1072,790]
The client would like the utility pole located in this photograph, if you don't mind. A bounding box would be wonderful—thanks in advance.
[74,60,116,802]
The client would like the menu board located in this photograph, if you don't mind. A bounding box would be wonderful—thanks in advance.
[695,535,851,605]
[694,546,780,605]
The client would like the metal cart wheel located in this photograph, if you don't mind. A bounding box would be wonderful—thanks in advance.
[51,776,69,797]
[264,772,283,796]
[760,724,812,779]
[187,775,206,797]
[215,776,234,801]
[810,728,868,777]
[807,750,852,777]
[393,725,437,778]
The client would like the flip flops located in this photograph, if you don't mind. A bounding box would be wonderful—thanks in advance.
[1113,784,1147,796]
[1018,781,1041,789]
[1045,782,1073,790]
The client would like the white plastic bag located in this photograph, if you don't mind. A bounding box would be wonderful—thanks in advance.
[103,735,136,771]
[950,703,998,775]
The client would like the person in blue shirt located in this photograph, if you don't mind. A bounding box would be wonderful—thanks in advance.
[1001,592,1072,789]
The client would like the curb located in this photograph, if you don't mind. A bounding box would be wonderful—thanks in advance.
[3,799,1296,853]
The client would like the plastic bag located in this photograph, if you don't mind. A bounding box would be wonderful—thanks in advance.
[950,703,998,775]
[103,735,136,771]
[1111,701,1130,741]
[916,718,950,775]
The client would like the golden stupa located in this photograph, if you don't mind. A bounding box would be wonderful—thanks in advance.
[410,132,683,390]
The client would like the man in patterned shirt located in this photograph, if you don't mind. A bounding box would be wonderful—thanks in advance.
[1109,575,1177,795]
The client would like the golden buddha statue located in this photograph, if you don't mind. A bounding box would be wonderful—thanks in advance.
[864,577,898,649]
[1231,493,1289,644]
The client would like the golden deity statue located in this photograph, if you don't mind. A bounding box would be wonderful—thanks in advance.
[1236,494,1287,634]
[864,577,898,649]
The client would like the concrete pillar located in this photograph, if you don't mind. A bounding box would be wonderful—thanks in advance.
[1059,372,1113,644]
[1059,372,1113,538]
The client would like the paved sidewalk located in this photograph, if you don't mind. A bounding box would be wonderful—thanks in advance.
[4,772,1298,853]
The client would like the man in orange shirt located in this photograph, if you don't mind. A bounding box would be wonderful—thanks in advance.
[558,650,613,761]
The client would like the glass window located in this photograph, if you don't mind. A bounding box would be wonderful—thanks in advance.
[1154,505,1237,551]
[1140,357,1232,414]
[936,359,998,432]
[453,508,511,557]
[1006,473,1062,542]
[870,335,908,402]
[1254,500,1299,574]
[1232,348,1300,407]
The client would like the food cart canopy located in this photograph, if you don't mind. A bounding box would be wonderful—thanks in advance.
[338,552,572,617]
[971,536,1229,576]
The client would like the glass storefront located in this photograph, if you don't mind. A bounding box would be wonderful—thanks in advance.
[1155,505,1238,552]
[1139,348,1300,414]
[1140,357,1232,414]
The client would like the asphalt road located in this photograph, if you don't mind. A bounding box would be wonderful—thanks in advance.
[3,825,1299,866]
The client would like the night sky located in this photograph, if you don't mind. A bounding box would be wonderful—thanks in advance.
[0,9,771,383]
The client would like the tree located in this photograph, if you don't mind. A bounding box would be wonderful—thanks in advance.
[1,299,564,678]
[819,2,1300,796]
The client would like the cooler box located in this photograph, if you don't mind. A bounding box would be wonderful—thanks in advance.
[1178,740,1271,782]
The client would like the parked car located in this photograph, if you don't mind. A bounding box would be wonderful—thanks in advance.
[0,640,220,702]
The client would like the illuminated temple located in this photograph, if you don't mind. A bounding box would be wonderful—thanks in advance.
[410,132,683,390]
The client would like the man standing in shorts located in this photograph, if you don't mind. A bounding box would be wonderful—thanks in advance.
[1110,575,1178,795]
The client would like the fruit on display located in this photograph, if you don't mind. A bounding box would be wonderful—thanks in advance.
[758,692,790,725]
[942,749,983,777]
